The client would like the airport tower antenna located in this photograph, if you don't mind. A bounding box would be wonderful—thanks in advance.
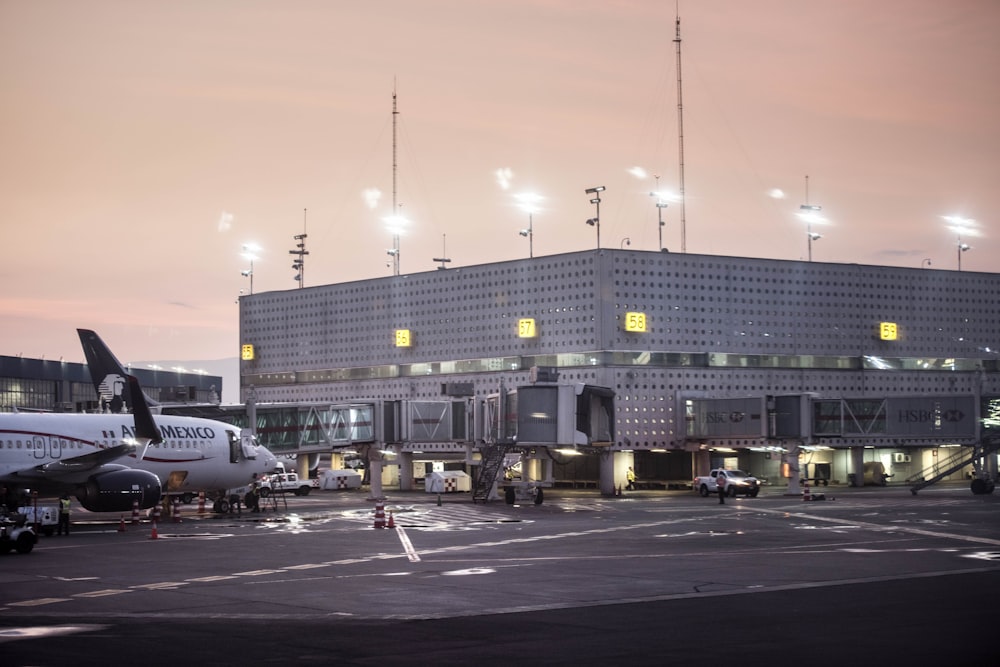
[674,5,687,253]
[290,208,309,289]
[391,82,400,276]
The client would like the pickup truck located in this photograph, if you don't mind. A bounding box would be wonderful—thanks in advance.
[258,471,318,497]
[694,469,760,498]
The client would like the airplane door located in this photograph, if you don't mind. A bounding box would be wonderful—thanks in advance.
[49,437,63,459]
[33,436,46,460]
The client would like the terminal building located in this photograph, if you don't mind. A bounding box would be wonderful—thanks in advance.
[237,248,1000,495]
[0,356,222,414]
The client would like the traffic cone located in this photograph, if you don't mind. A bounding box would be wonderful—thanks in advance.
[802,480,810,501]
[197,492,206,514]
[172,498,182,523]
[131,500,140,525]
[373,502,386,529]
[387,511,396,529]
[118,516,126,532]
[149,521,159,540]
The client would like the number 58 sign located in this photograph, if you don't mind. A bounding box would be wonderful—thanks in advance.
[624,312,647,332]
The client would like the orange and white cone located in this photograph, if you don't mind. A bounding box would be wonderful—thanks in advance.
[387,511,396,529]
[802,480,810,501]
[149,522,159,540]
[118,516,126,532]
[373,502,386,529]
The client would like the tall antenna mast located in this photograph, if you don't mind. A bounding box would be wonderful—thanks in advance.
[674,7,687,253]
[391,82,400,276]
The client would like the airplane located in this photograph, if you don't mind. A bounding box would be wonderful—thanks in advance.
[75,328,277,506]
[0,335,278,513]
[1,375,162,512]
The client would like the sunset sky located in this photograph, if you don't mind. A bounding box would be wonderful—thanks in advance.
[2,0,998,377]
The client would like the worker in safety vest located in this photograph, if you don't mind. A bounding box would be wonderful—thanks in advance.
[58,493,72,535]
[626,467,637,491]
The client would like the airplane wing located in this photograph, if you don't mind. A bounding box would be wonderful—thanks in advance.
[10,444,134,481]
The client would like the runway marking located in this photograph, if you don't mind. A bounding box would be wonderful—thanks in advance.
[0,624,107,644]
[750,506,1000,547]
[7,598,70,607]
[395,525,421,562]
[187,575,239,582]
[131,582,189,590]
[73,589,131,598]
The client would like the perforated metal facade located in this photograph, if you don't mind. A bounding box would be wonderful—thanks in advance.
[239,249,999,451]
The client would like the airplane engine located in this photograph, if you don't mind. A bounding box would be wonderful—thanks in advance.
[76,469,162,512]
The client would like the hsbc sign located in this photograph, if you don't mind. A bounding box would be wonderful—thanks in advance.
[888,397,974,437]
[687,398,764,438]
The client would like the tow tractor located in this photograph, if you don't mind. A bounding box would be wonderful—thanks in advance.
[0,511,38,554]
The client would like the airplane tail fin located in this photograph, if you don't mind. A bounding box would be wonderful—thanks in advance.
[127,374,162,460]
[78,328,161,412]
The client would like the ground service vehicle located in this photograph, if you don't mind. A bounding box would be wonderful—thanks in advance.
[0,512,37,554]
[16,505,58,537]
[258,471,317,497]
[695,469,760,498]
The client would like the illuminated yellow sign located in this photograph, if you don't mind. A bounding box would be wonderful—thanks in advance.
[241,344,255,361]
[518,318,537,338]
[395,329,412,347]
[879,322,898,341]
[624,312,647,332]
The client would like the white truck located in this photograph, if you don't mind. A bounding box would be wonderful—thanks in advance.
[258,471,318,497]
[694,469,760,498]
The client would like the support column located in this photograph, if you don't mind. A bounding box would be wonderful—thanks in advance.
[398,451,414,491]
[366,445,385,500]
[849,446,865,487]
[599,449,615,496]
[294,454,309,480]
[694,449,711,478]
[784,441,802,495]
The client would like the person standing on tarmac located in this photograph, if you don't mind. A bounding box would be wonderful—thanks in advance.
[717,471,726,505]
[626,466,637,491]
[57,492,72,535]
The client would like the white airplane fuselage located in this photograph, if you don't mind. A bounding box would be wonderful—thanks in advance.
[0,412,277,511]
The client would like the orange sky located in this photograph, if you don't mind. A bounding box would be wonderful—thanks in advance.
[2,0,998,370]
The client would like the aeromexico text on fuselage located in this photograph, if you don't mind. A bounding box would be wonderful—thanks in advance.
[115,423,219,440]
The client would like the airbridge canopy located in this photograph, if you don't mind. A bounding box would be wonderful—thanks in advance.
[685,394,978,440]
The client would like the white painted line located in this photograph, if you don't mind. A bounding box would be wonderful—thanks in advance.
[7,598,70,607]
[73,589,132,598]
[751,506,1000,547]
[396,525,421,562]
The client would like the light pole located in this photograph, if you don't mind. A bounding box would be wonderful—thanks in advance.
[801,204,822,262]
[383,214,408,275]
[650,175,668,251]
[798,175,823,262]
[241,244,260,294]
[585,186,605,249]
[514,193,542,258]
[943,215,976,271]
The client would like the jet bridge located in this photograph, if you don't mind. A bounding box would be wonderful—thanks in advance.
[471,381,616,503]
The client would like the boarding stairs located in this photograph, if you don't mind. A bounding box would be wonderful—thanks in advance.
[472,442,512,504]
[907,436,1000,495]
